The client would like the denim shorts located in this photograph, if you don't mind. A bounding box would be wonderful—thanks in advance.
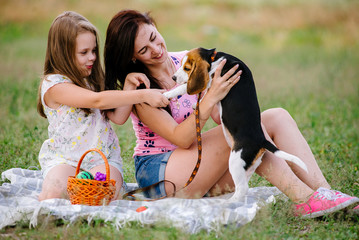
[134,151,173,199]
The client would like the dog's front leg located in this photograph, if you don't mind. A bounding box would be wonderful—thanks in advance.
[163,84,188,99]
[228,150,248,202]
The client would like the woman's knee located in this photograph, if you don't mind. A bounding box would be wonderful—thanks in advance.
[262,108,296,125]
[262,107,290,121]
[262,108,298,133]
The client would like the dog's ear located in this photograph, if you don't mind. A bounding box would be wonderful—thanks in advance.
[187,59,210,95]
[199,48,217,63]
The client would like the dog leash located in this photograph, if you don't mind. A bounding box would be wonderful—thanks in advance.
[122,94,202,201]
[183,94,202,187]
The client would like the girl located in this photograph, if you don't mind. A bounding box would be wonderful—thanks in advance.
[37,11,169,201]
[104,10,358,218]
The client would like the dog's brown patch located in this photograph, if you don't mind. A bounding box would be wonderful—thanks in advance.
[249,148,266,168]
[185,49,211,95]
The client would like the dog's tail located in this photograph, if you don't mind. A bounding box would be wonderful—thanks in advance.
[263,140,308,173]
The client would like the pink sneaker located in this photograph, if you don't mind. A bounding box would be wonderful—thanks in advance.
[331,189,356,198]
[295,187,359,219]
[353,205,359,214]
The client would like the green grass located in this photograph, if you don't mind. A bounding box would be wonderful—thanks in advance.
[1,0,359,239]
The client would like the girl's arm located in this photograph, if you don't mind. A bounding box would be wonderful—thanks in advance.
[44,75,169,114]
[135,60,241,148]
[107,73,157,125]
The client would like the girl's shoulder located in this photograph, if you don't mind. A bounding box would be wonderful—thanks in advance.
[44,74,72,84]
[41,74,73,96]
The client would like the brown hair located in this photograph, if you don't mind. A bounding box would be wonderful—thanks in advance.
[104,9,161,91]
[37,11,104,118]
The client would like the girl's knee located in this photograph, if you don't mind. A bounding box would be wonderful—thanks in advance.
[38,187,68,201]
[108,167,124,200]
[39,165,74,201]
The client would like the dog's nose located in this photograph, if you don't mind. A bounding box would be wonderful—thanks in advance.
[172,76,177,81]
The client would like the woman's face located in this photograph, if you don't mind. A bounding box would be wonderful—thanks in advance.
[75,31,97,77]
[133,23,168,66]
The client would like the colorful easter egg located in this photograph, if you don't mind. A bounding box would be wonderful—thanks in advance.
[76,171,94,180]
[94,172,106,181]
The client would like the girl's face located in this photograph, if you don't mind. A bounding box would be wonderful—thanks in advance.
[133,23,168,66]
[75,31,97,77]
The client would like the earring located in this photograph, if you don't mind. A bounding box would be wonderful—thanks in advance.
[132,58,136,64]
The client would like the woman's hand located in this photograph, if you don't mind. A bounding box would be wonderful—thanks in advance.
[206,59,242,104]
[123,73,151,90]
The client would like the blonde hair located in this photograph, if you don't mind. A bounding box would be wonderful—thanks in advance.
[37,11,104,118]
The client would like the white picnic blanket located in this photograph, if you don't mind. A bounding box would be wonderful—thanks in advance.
[0,168,284,234]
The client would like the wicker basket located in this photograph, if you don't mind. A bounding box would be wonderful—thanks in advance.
[67,148,116,206]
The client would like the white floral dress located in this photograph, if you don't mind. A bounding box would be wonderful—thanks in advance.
[39,74,123,177]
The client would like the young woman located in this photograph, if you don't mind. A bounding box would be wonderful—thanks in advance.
[104,9,358,218]
[37,11,169,201]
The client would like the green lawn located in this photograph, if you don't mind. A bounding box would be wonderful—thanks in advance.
[0,0,358,239]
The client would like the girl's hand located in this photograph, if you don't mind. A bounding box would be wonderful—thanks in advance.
[143,89,170,108]
[124,73,169,107]
[206,59,242,104]
[123,73,151,90]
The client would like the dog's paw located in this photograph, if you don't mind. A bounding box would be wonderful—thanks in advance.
[163,91,172,99]
[163,84,188,99]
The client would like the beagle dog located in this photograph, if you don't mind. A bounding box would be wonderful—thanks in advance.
[164,47,308,201]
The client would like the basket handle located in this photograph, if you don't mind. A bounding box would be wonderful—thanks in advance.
[75,148,111,182]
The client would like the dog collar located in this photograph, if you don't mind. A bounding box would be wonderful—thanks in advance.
[211,51,217,62]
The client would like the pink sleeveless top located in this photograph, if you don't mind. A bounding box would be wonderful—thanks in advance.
[131,51,198,156]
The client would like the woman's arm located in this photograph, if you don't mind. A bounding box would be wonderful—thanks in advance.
[198,90,221,124]
[135,91,216,148]
[210,104,221,124]
[135,60,241,148]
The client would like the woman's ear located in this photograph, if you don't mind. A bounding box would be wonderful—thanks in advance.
[187,60,209,95]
